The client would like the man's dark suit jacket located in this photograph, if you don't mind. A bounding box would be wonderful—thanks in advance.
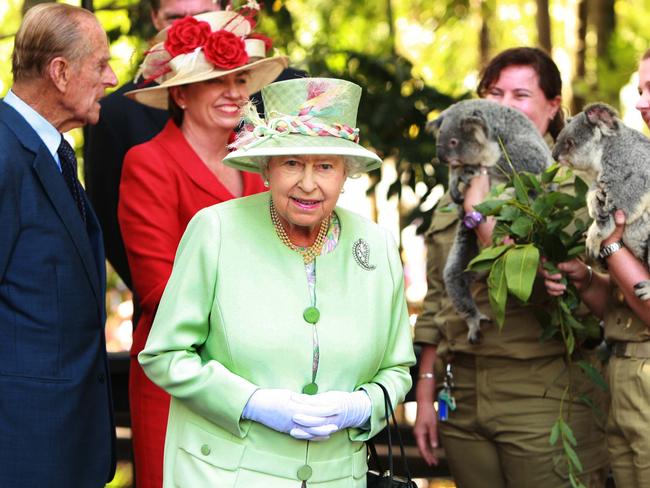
[83,68,306,290]
[0,101,116,487]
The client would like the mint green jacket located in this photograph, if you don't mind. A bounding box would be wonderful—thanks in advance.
[139,192,415,488]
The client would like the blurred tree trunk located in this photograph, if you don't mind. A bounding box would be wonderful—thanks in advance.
[536,0,552,52]
[592,0,616,105]
[478,0,493,70]
[82,0,95,12]
[387,0,396,58]
[571,0,589,114]
[593,0,615,58]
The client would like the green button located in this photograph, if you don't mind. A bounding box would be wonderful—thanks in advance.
[200,444,211,456]
[297,464,312,481]
[303,306,320,324]
[302,382,319,395]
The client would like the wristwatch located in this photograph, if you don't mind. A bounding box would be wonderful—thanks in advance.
[599,241,624,260]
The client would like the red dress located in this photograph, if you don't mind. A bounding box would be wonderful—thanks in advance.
[118,120,265,488]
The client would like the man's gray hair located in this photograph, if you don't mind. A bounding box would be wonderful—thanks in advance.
[12,3,96,83]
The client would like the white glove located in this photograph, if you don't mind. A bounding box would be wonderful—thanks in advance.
[242,388,339,440]
[291,390,372,438]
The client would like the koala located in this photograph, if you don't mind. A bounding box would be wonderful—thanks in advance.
[429,99,553,343]
[553,103,650,299]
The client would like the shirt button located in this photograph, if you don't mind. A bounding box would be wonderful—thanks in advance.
[97,373,105,383]
[297,464,312,481]
[303,306,320,324]
[302,382,319,395]
[200,444,211,456]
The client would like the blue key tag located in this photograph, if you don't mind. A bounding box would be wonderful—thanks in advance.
[437,389,450,421]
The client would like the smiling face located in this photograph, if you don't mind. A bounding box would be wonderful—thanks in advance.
[266,154,347,245]
[637,57,650,130]
[171,71,249,131]
[484,64,560,135]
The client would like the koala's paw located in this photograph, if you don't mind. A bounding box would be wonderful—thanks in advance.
[585,225,604,259]
[466,312,491,345]
[634,281,650,300]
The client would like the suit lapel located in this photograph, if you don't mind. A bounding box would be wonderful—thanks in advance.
[1,101,103,308]
[158,121,236,200]
[32,148,102,307]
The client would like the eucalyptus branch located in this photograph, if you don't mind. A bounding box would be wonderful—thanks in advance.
[467,162,606,485]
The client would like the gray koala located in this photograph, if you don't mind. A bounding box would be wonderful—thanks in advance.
[429,99,552,343]
[553,103,650,299]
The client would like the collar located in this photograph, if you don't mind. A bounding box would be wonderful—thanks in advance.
[4,89,62,170]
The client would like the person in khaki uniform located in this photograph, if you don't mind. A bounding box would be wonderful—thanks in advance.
[545,49,650,488]
[413,47,609,488]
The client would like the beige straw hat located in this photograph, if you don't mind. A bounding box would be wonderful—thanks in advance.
[125,10,287,110]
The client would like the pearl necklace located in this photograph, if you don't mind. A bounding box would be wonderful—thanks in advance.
[270,200,330,264]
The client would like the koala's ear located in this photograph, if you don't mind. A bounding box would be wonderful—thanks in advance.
[461,115,489,141]
[426,115,443,136]
[584,103,619,131]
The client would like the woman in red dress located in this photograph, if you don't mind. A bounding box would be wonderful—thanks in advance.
[118,9,286,487]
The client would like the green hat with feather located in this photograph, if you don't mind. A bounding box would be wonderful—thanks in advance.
[223,77,382,173]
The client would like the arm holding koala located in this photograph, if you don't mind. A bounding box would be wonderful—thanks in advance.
[600,211,650,325]
[544,210,650,326]
[463,171,496,247]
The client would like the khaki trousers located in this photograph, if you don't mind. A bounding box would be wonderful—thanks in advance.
[438,354,609,488]
[607,355,650,487]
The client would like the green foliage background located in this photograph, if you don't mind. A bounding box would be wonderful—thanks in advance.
[1,0,650,225]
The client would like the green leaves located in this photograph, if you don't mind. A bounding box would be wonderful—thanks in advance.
[551,415,587,488]
[473,161,597,488]
[468,243,539,329]
[576,360,609,391]
[504,245,539,302]
[487,256,508,327]
[468,164,596,347]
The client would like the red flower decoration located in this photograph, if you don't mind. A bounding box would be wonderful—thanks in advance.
[248,33,273,53]
[165,17,211,57]
[203,30,249,70]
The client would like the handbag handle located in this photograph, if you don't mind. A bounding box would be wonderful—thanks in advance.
[367,382,415,482]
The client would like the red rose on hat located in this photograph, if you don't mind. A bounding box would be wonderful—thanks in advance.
[203,30,249,69]
[165,17,211,57]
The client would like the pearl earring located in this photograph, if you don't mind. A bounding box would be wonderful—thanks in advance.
[340,187,345,194]
[263,180,270,188]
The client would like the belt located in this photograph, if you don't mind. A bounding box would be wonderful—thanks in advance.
[611,341,650,359]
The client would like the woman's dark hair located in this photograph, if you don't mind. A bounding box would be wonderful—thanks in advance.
[643,48,650,61]
[168,93,184,127]
[477,47,564,140]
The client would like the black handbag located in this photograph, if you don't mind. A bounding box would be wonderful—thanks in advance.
[366,383,418,488]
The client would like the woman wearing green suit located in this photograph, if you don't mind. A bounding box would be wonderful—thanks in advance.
[139,77,415,487]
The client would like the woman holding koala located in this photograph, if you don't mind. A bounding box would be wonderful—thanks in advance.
[413,47,608,488]
[544,48,650,487]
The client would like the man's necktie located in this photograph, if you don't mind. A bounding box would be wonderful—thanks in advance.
[58,136,87,224]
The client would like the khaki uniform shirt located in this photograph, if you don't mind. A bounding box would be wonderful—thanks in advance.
[414,192,566,360]
[415,173,595,360]
[603,284,650,342]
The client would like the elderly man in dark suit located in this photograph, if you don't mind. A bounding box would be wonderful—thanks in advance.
[0,3,117,487]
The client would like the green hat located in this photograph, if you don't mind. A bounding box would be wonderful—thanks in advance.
[223,78,382,174]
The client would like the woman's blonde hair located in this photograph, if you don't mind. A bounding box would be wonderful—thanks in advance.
[12,3,95,83]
